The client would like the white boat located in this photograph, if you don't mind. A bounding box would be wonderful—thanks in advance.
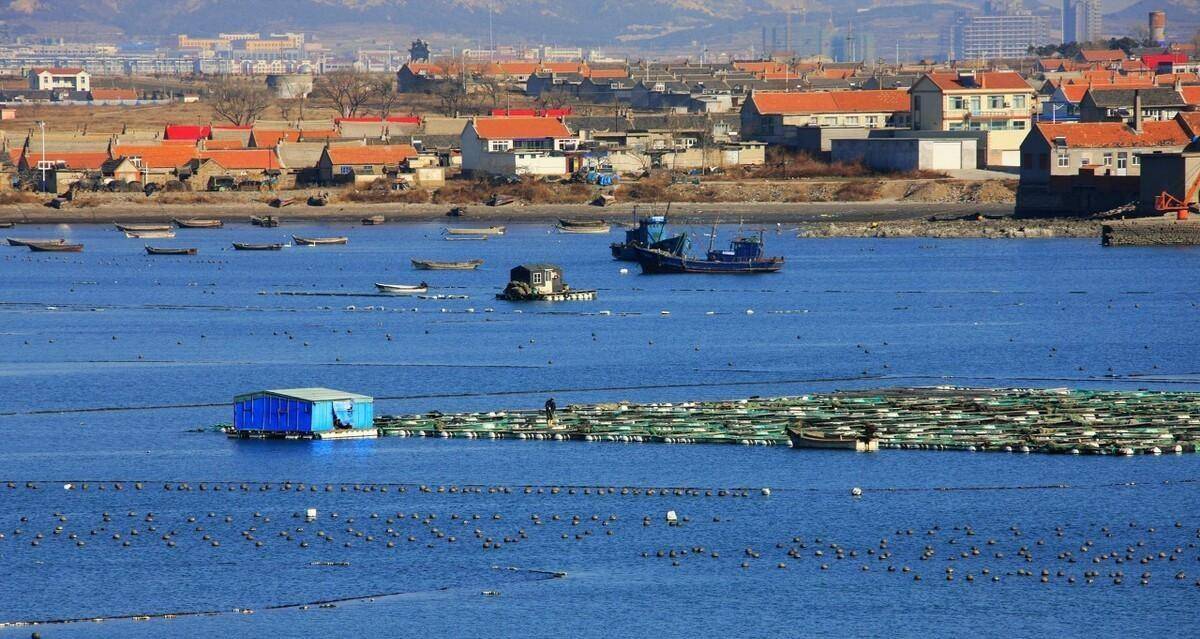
[556,224,610,234]
[445,235,488,241]
[445,226,505,236]
[125,230,176,239]
[375,282,429,294]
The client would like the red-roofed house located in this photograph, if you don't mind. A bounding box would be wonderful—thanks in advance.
[461,117,576,177]
[317,144,419,183]
[741,90,911,146]
[1078,50,1128,64]
[185,149,284,190]
[910,70,1036,166]
[109,144,199,184]
[165,125,212,141]
[18,150,108,192]
[29,67,90,92]
[1019,118,1190,185]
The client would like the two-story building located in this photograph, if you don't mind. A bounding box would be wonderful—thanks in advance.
[316,144,419,184]
[909,70,1036,166]
[739,89,911,154]
[1077,87,1186,125]
[460,117,576,177]
[28,67,90,92]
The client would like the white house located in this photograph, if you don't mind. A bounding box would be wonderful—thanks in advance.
[460,117,577,177]
[29,67,91,92]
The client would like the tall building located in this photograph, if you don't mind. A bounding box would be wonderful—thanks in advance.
[1062,0,1102,44]
[955,1,1047,60]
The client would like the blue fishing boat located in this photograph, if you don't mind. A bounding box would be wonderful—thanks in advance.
[610,214,688,261]
[634,228,783,274]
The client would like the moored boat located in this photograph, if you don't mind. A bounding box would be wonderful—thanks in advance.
[486,194,514,207]
[173,218,223,228]
[362,214,386,225]
[611,215,688,261]
[7,237,65,247]
[269,198,295,208]
[634,230,783,274]
[27,241,83,252]
[293,235,348,245]
[411,258,483,270]
[232,242,284,251]
[558,218,608,229]
[146,246,198,255]
[375,282,429,294]
[445,226,504,235]
[444,234,488,241]
[556,223,610,234]
[125,230,176,239]
[0,222,13,229]
[786,425,879,452]
[250,215,280,227]
[115,223,172,233]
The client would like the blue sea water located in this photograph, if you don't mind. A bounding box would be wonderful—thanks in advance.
[0,222,1198,638]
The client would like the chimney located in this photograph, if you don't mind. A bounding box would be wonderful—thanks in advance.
[1133,89,1143,133]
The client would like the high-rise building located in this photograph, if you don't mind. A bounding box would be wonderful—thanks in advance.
[1062,0,1102,44]
[955,1,1047,60]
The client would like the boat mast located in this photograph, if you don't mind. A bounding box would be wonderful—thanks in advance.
[707,221,717,254]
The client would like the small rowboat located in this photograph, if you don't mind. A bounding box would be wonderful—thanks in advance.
[293,235,348,246]
[375,282,428,294]
[28,241,83,252]
[7,237,65,247]
[269,198,295,208]
[232,242,284,251]
[173,218,223,228]
[411,258,483,270]
[115,223,172,233]
[486,194,514,207]
[558,218,608,228]
[445,226,504,236]
[125,230,176,239]
[146,246,198,255]
[0,222,13,229]
[362,215,386,225]
[786,426,878,452]
[445,235,487,241]
[556,223,610,234]
[250,215,280,227]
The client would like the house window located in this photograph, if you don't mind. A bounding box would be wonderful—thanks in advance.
[1012,120,1026,130]
[340,166,352,174]
[532,272,543,285]
[1080,155,1091,166]
[949,96,964,109]
[845,116,859,125]
[865,116,877,126]
[948,122,965,131]
[1132,154,1140,166]
[1013,95,1026,109]
[1116,153,1128,170]
[1021,152,1031,168]
[821,117,836,126]
[969,96,981,113]
[489,140,511,152]
[1102,153,1113,166]
[361,165,374,174]
[807,117,818,125]
[1057,152,1069,167]
[989,95,1004,109]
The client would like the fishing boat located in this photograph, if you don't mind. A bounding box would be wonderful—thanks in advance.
[0,222,13,229]
[557,223,610,234]
[173,218,223,228]
[375,282,429,294]
[610,215,688,261]
[114,223,172,233]
[232,242,284,251]
[125,230,176,239]
[445,226,504,236]
[250,215,280,227]
[445,235,488,241]
[27,241,83,252]
[558,218,607,229]
[786,425,879,452]
[411,258,483,270]
[634,229,783,274]
[362,215,385,225]
[293,235,348,246]
[7,237,65,247]
[146,246,198,255]
[269,197,295,208]
[486,194,514,207]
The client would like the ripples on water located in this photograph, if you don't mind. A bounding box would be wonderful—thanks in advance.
[1,223,1198,638]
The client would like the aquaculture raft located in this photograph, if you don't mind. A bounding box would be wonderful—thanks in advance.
[365,388,1200,456]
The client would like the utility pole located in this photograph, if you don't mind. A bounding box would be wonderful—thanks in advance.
[37,120,46,193]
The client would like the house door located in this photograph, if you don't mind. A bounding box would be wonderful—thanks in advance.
[927,142,962,170]
[1116,153,1128,176]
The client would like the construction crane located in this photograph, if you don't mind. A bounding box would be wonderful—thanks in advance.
[1155,140,1200,220]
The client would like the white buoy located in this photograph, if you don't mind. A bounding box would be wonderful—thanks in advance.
[305,508,317,521]
[660,310,670,315]
[63,483,73,490]
[619,268,629,275]
[761,487,771,497]
[745,309,754,315]
[665,510,679,526]
[851,487,863,497]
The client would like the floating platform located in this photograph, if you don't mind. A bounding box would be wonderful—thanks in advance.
[227,428,377,441]
[496,289,596,302]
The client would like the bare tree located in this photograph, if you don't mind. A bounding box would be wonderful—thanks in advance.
[478,76,503,108]
[209,78,271,126]
[371,76,403,118]
[317,70,375,118]
[433,83,468,117]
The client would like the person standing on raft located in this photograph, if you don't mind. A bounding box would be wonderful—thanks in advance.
[545,398,557,426]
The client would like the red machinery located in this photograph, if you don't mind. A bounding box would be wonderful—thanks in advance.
[1156,183,1196,220]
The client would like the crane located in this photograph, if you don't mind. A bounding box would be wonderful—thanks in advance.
[1155,144,1200,220]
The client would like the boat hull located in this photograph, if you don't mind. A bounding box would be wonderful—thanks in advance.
[232,242,284,251]
[173,218,223,228]
[28,242,83,252]
[633,247,783,274]
[146,246,198,255]
[446,227,504,235]
[787,427,878,452]
[7,237,65,247]
[293,236,348,245]
[611,233,688,261]
[411,259,483,270]
[375,283,428,294]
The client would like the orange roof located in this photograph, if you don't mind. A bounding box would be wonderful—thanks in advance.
[472,117,572,140]
[1156,72,1200,86]
[250,130,300,147]
[1035,120,1189,149]
[202,139,245,150]
[1060,82,1155,102]
[31,67,85,75]
[490,62,539,76]
[1181,86,1200,105]
[111,144,198,169]
[90,88,137,101]
[540,62,584,74]
[1080,50,1127,63]
[1175,112,1200,136]
[324,144,418,165]
[20,151,108,170]
[585,68,628,79]
[734,60,789,74]
[923,71,1030,91]
[299,128,339,140]
[198,149,282,170]
[817,68,856,80]
[748,90,910,115]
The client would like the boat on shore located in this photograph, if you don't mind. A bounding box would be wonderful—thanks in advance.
[269,197,295,208]
[250,215,280,227]
[7,237,65,247]
[307,194,328,207]
[115,223,172,233]
[362,215,386,225]
[634,229,783,274]
[146,246,198,255]
[411,258,483,270]
[557,218,610,234]
[173,218,223,228]
[786,425,879,452]
[232,242,284,251]
[611,215,688,261]
[293,235,348,246]
[445,226,504,236]
[27,241,83,252]
[375,282,429,294]
[125,230,175,239]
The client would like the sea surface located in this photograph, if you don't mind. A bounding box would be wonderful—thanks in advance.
[0,221,1198,638]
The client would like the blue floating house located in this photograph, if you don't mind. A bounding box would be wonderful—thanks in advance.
[231,388,375,439]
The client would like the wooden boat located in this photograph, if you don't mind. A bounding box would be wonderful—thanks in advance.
[146,246,198,255]
[411,258,483,270]
[269,197,295,208]
[173,218,223,228]
[362,215,386,225]
[445,226,504,236]
[445,235,487,241]
[115,223,172,233]
[27,241,83,252]
[486,194,514,207]
[0,222,13,229]
[250,215,280,227]
[786,426,878,452]
[558,218,608,229]
[556,223,610,234]
[307,194,328,207]
[232,242,284,251]
[293,235,348,246]
[375,282,429,294]
[7,237,65,247]
[635,230,783,274]
[125,230,176,239]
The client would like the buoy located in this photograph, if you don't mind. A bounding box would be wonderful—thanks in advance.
[851,487,863,497]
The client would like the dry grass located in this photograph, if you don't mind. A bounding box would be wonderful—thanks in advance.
[431,177,592,204]
[342,187,431,204]
[0,191,44,205]
[156,192,215,205]
[835,180,883,201]
[733,148,947,180]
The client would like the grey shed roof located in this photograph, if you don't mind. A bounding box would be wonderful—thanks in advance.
[1085,88,1185,107]
[514,263,561,272]
[249,387,373,402]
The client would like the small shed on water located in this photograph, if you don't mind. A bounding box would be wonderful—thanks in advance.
[233,388,374,437]
[510,263,563,295]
